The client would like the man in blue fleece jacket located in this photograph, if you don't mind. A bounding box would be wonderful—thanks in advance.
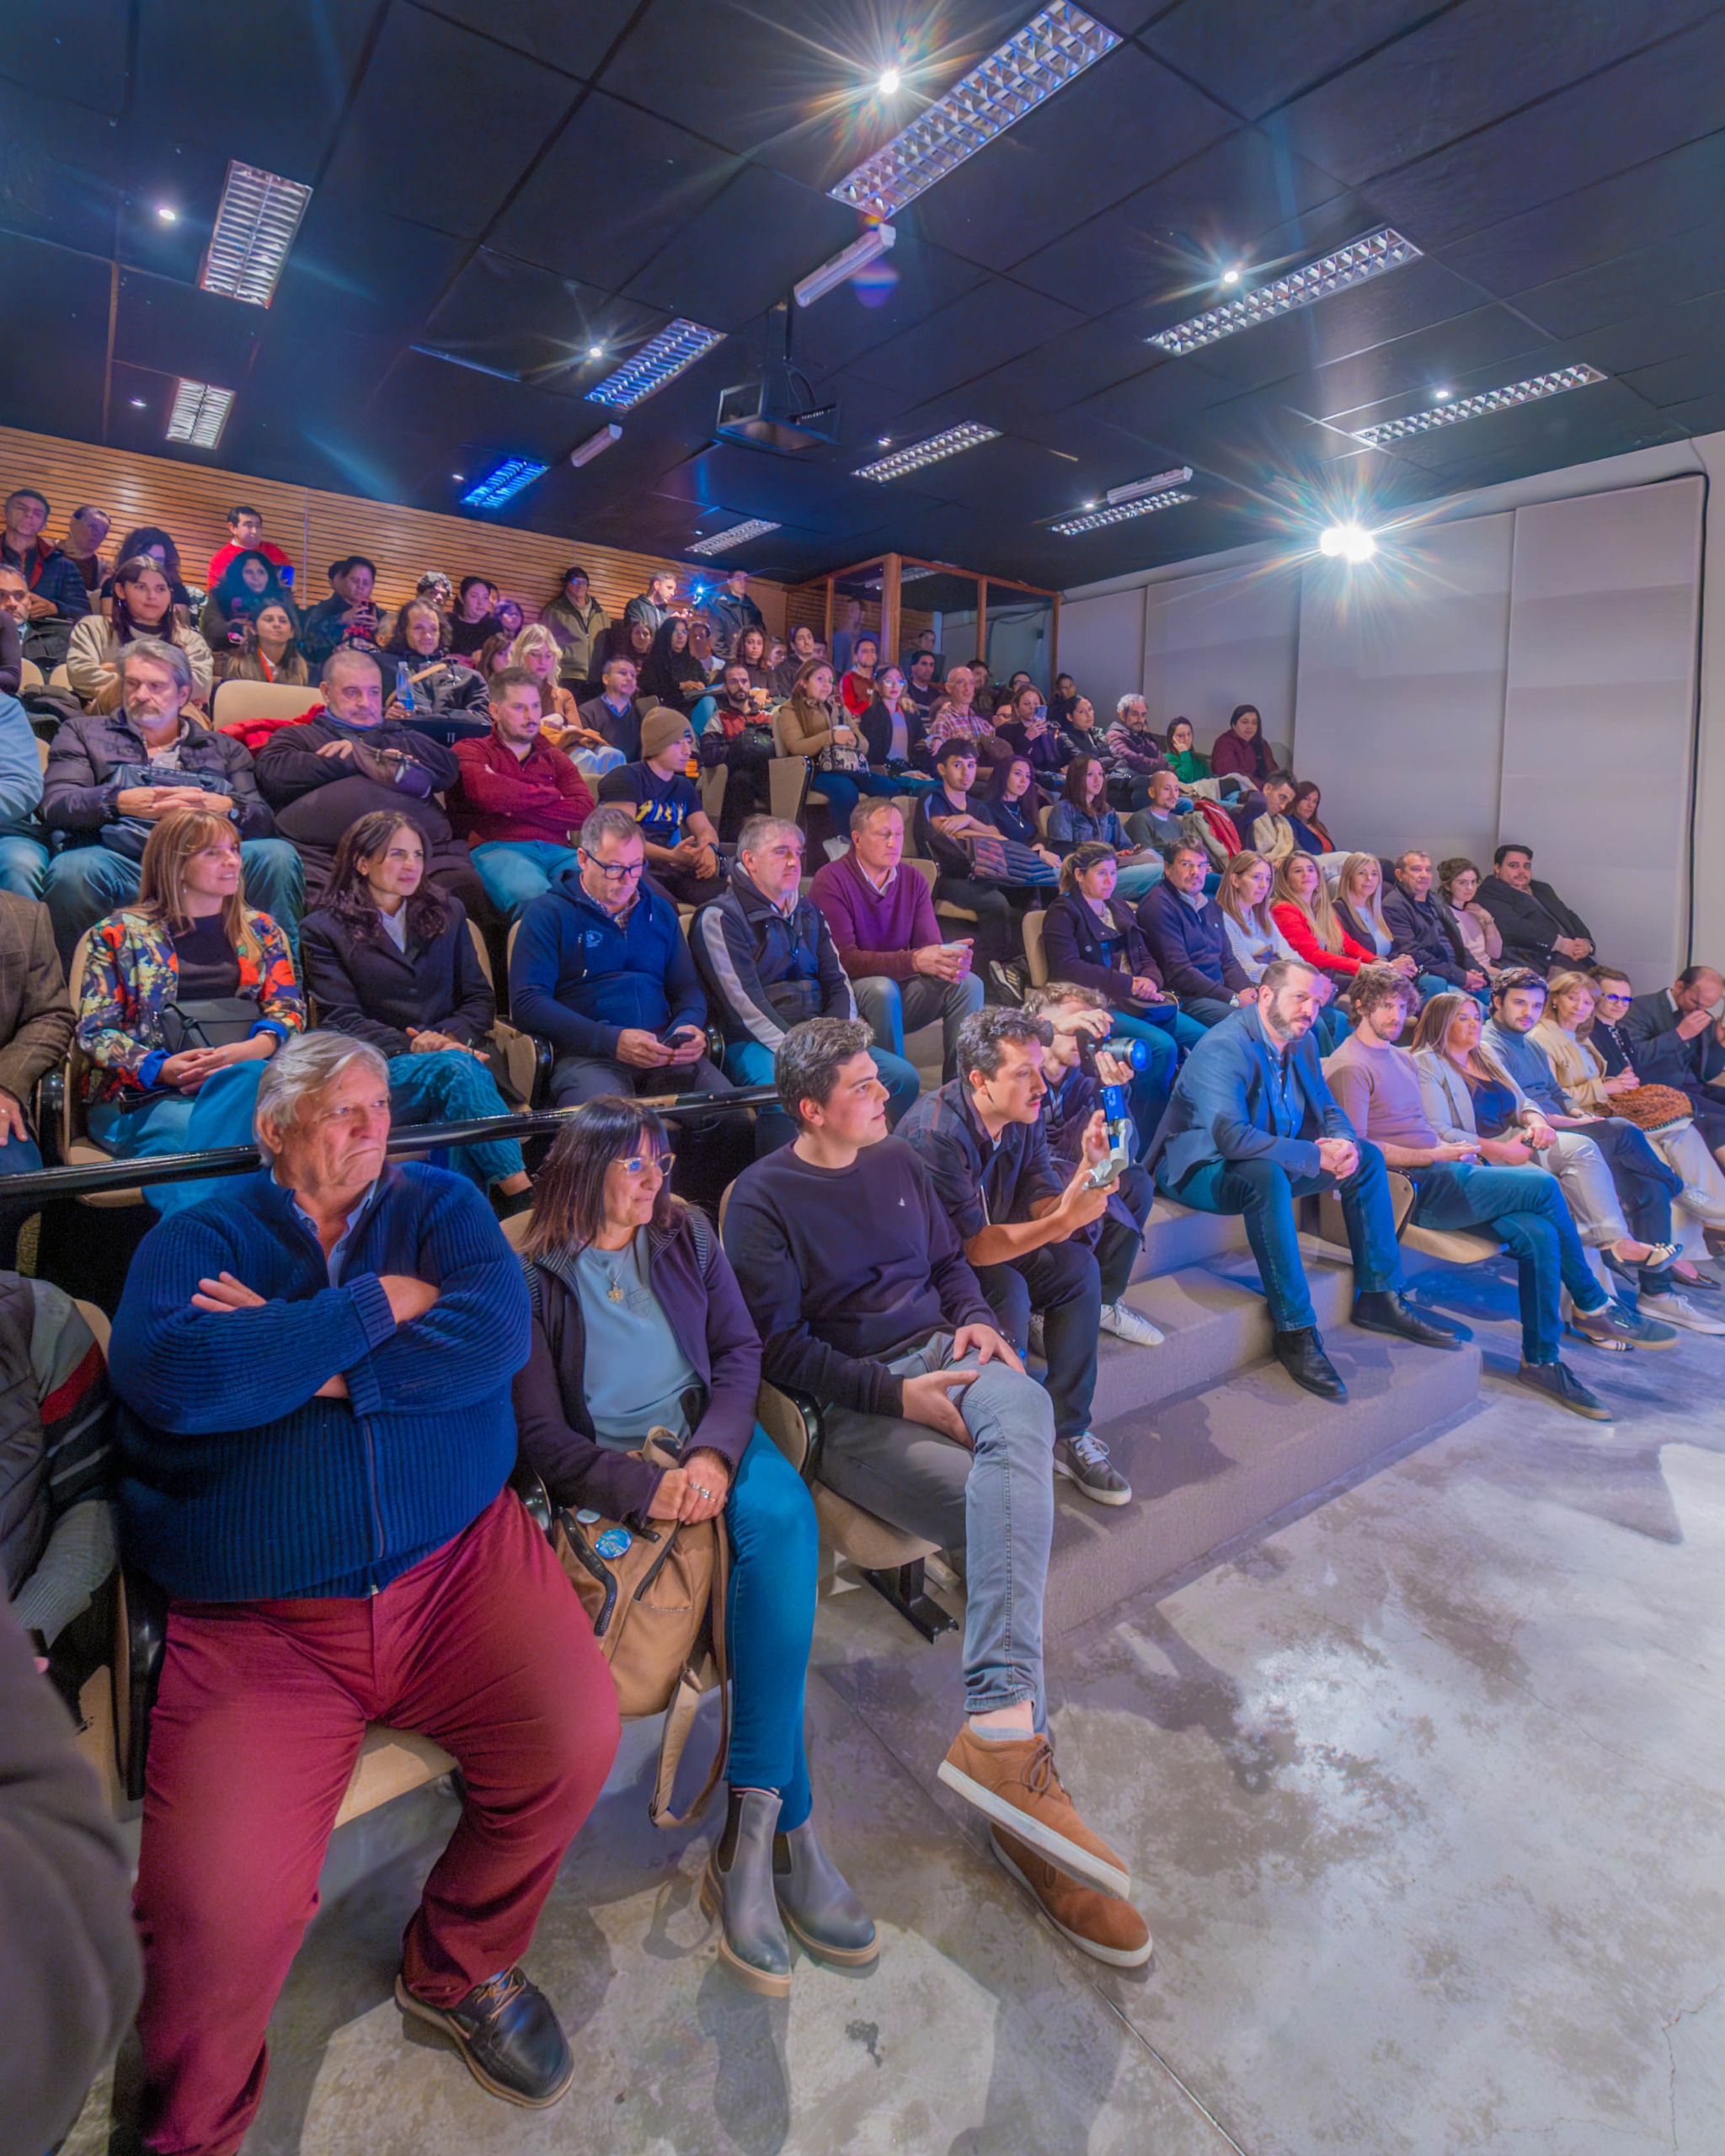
[507,800,734,1107]
[109,1032,618,2148]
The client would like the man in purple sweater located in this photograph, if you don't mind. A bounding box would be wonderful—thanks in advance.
[809,798,982,1081]
[724,1017,1151,1969]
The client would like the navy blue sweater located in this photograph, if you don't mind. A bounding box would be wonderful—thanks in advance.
[1137,880,1250,1001]
[109,1163,530,1600]
[509,863,706,1060]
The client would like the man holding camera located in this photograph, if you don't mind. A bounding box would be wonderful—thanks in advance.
[902,1007,1152,1507]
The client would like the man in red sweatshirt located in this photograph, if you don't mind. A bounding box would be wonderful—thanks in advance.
[452,665,594,920]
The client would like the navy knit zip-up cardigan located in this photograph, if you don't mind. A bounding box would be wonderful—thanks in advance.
[109,1161,531,1601]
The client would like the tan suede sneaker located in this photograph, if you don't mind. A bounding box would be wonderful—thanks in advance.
[991,1827,1152,1967]
[937,1725,1130,1898]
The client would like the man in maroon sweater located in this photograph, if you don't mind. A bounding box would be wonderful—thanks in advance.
[809,798,982,1081]
[453,665,595,920]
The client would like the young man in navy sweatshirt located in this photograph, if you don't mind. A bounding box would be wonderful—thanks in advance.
[110,1033,619,2149]
[723,1016,1151,1970]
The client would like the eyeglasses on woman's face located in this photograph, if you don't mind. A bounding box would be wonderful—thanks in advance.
[614,1151,674,1177]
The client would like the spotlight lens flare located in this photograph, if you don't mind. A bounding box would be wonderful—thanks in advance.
[1319,523,1377,563]
[878,67,900,94]
[1220,267,1241,286]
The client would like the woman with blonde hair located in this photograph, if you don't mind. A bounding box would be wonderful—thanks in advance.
[1217,851,1346,1049]
[507,622,622,778]
[1270,851,1373,981]
[77,805,302,1213]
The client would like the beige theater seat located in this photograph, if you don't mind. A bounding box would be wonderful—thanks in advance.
[1317,1169,1498,1265]
[1022,909,1049,987]
[210,679,325,728]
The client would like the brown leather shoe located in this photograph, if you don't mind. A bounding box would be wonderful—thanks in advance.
[991,1827,1152,1967]
[937,1725,1129,1898]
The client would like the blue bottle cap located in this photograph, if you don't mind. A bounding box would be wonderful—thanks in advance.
[574,1508,601,1525]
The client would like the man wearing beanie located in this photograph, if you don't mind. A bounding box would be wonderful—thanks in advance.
[598,704,728,907]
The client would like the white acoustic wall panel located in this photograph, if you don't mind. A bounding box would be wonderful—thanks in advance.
[1055,586,1145,722]
[1293,513,1514,873]
[1142,562,1301,763]
[1499,477,1702,986]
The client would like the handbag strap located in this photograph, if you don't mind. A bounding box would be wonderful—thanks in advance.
[648,1512,731,1829]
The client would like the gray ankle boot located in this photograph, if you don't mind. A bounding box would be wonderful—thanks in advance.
[701,1788,792,1997]
[773,1816,879,1968]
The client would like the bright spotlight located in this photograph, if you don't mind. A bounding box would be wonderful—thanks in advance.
[1434,386,1451,400]
[1319,523,1377,563]
[155,204,179,223]
[1220,266,1241,286]
[587,344,603,360]
[878,66,901,94]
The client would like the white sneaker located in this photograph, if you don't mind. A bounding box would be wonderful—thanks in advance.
[1640,1290,1725,1337]
[1099,1300,1165,1347]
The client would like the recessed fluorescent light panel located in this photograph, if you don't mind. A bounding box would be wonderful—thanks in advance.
[460,458,548,510]
[829,3,1120,219]
[199,161,312,306]
[586,319,725,410]
[853,421,1000,481]
[1106,464,1193,505]
[687,519,782,556]
[1052,488,1192,536]
[1149,229,1422,356]
[165,379,233,448]
[1349,364,1607,446]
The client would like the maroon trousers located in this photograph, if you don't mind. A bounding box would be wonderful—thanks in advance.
[132,1491,620,2156]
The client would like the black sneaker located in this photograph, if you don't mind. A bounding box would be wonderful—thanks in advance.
[987,958,1027,1006]
[396,1967,574,2107]
[1054,1431,1131,1506]
[1515,1359,1611,1422]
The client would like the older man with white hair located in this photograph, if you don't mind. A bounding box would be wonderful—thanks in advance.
[110,1031,619,2151]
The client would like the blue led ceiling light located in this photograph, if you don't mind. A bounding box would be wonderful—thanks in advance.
[586,319,726,411]
[460,458,548,511]
[829,3,1120,220]
[1148,229,1422,356]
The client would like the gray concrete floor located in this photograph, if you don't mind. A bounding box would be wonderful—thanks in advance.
[71,1267,1725,2156]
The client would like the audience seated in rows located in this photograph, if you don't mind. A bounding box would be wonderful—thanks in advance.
[100,526,193,616]
[1103,694,1167,805]
[925,667,1001,765]
[221,600,308,687]
[506,623,586,739]
[855,661,932,782]
[451,665,595,920]
[598,707,726,909]
[1162,716,1208,785]
[1616,962,1725,1158]
[197,548,297,659]
[723,1017,1149,1967]
[1380,849,1487,1000]
[1047,756,1162,899]
[579,651,646,763]
[1126,766,1200,857]
[808,798,983,1082]
[699,659,777,835]
[205,504,294,595]
[446,575,500,659]
[1269,851,1374,990]
[1249,773,1301,864]
[1437,857,1504,980]
[2,488,88,664]
[1209,703,1272,787]
[704,567,764,662]
[1475,843,1594,972]
[692,814,918,1142]
[67,555,215,712]
[916,740,1034,977]
[539,565,608,689]
[299,556,380,670]
[1289,782,1332,852]
[299,811,531,1209]
[60,504,114,595]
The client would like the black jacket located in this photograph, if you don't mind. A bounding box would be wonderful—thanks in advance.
[1473,873,1592,971]
[691,867,855,1049]
[44,710,275,851]
[855,696,928,771]
[1621,988,1725,1091]
[577,693,643,763]
[254,712,462,887]
[1381,876,1472,986]
[300,896,493,1056]
[1040,889,1163,1012]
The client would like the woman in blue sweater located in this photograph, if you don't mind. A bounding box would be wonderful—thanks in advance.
[512,1100,875,1997]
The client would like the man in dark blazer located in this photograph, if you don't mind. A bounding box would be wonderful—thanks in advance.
[1622,964,1725,1154]
[1146,958,1460,1399]
[1474,843,1594,972]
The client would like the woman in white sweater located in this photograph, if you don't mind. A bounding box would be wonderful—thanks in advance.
[65,555,213,712]
[1216,849,1347,1049]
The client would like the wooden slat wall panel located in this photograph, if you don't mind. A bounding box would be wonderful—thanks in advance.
[0,424,788,635]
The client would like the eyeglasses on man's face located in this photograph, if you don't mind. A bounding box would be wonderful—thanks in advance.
[580,847,644,883]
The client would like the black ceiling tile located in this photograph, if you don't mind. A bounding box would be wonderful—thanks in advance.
[0,90,122,256]
[789,238,991,374]
[1580,290,1725,382]
[1376,374,1669,478]
[901,45,1235,273]
[1362,13,1725,248]
[1652,388,1725,440]
[0,233,109,438]
[1279,0,1718,189]
[1139,0,1439,121]
[112,140,234,281]
[1294,307,1559,429]
[1078,353,1247,443]
[846,278,1086,399]
[652,444,866,535]
[967,312,1181,418]
[267,200,470,336]
[0,0,128,115]
[622,163,859,330]
[418,0,636,76]
[1121,123,1351,257]
[489,92,740,293]
[994,401,1185,485]
[1618,352,1725,409]
[132,0,375,173]
[111,269,267,386]
[318,7,575,240]
[419,250,663,399]
[1509,216,1725,344]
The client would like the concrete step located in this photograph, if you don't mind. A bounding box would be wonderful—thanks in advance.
[1128,1195,1248,1280]
[1042,1330,1483,1639]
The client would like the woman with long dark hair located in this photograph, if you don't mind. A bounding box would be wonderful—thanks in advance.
[300,810,530,1208]
[471,596,526,680]
[639,616,703,710]
[513,1099,873,1994]
[776,658,899,825]
[1163,717,1209,786]
[1045,755,1162,899]
[100,526,190,612]
[981,754,1059,869]
[67,555,215,710]
[199,548,296,653]
[223,600,309,686]
[1210,703,1272,786]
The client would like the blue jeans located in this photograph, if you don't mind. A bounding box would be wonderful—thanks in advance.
[1113,857,1163,902]
[1167,1138,1402,1332]
[852,970,982,1081]
[0,1130,44,1266]
[724,1427,819,1829]
[811,769,904,825]
[387,1049,523,1188]
[469,840,580,922]
[818,1337,1056,1725]
[724,1037,919,1153]
[0,833,46,899]
[1410,1161,1608,1364]
[87,1059,269,1215]
[45,840,305,966]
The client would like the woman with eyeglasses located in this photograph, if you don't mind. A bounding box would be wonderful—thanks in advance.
[512,1098,873,1996]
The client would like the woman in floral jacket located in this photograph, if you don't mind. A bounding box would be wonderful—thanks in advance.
[77,806,302,1214]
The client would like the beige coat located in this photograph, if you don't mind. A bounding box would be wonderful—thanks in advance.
[65,615,214,710]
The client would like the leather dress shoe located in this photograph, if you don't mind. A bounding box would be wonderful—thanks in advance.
[1352,1290,1464,1348]
[395,1966,573,2107]
[1272,1326,1347,1401]
[701,1786,793,1996]
[774,1815,878,1968]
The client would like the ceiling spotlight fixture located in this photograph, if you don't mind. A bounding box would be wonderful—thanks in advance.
[830,3,1120,219]
[130,398,147,408]
[165,378,233,447]
[1434,387,1451,400]
[1349,363,1606,446]
[1318,523,1377,563]
[877,66,901,94]
[1220,266,1241,286]
[460,457,548,510]
[853,420,1000,480]
[199,161,312,306]
[586,318,725,409]
[1051,488,1192,536]
[586,344,603,360]
[155,204,178,223]
[569,423,622,469]
[1082,500,1096,510]
[1150,228,1422,355]
[877,435,893,447]
[688,518,782,556]
[1106,463,1194,506]
[794,221,896,307]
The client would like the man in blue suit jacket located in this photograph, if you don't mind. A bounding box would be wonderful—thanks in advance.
[1146,958,1461,1399]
